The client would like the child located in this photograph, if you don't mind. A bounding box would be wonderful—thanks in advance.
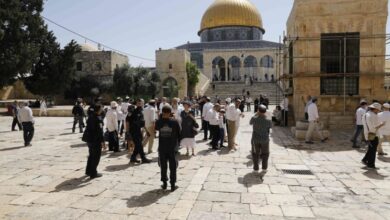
[155,106,181,191]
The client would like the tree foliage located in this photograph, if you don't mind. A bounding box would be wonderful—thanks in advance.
[186,62,200,96]
[0,0,47,87]
[24,32,80,96]
[65,74,112,102]
[112,65,161,99]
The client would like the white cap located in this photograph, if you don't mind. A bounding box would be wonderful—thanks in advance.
[369,103,382,111]
[383,103,390,109]
[110,101,118,108]
[225,98,231,103]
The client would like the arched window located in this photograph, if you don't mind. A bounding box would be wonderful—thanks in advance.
[212,57,226,81]
[260,55,274,68]
[162,77,178,98]
[244,56,258,67]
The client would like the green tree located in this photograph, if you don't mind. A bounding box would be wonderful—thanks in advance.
[148,71,161,98]
[113,64,134,97]
[186,62,200,96]
[0,0,47,87]
[23,31,80,97]
[65,75,111,103]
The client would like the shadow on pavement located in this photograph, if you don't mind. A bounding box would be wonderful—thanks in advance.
[362,170,387,180]
[70,143,87,148]
[105,163,131,172]
[52,176,91,192]
[377,156,390,163]
[0,145,26,152]
[126,189,171,208]
[237,172,265,187]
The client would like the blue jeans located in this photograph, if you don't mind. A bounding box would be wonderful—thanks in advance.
[352,125,364,146]
[219,128,225,146]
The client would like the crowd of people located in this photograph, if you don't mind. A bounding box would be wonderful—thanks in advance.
[8,93,389,191]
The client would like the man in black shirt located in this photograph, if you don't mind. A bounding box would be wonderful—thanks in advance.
[129,99,151,164]
[155,106,181,192]
[72,101,85,133]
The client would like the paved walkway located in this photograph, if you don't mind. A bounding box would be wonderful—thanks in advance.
[0,113,389,220]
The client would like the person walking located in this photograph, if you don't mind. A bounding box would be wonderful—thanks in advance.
[83,104,104,179]
[11,101,22,131]
[39,99,47,117]
[362,103,385,169]
[119,96,131,137]
[218,109,227,148]
[18,102,35,147]
[234,100,244,147]
[202,97,213,141]
[72,101,85,133]
[280,95,289,126]
[304,95,312,121]
[143,99,157,154]
[129,99,151,164]
[246,96,253,112]
[378,103,390,156]
[156,106,181,192]
[250,105,272,171]
[305,97,328,144]
[180,101,199,156]
[226,98,240,151]
[351,100,368,148]
[106,101,120,152]
[208,104,221,150]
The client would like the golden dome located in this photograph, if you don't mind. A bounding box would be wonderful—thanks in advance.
[199,0,264,34]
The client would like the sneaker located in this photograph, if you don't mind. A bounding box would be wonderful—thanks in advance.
[142,158,152,164]
[90,173,103,179]
[161,181,167,190]
[366,166,379,170]
[361,160,368,166]
[171,185,178,192]
[130,159,141,164]
[192,152,195,156]
[378,152,388,156]
[305,141,314,144]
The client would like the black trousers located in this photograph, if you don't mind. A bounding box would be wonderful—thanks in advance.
[252,141,270,170]
[159,151,178,184]
[12,117,22,130]
[362,137,378,167]
[209,125,220,148]
[304,113,308,121]
[131,136,146,161]
[108,131,119,151]
[86,142,102,176]
[202,120,209,139]
[282,110,288,126]
[21,122,34,145]
[72,116,84,133]
[219,128,225,146]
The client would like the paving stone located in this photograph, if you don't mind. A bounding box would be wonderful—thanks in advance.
[70,196,112,211]
[270,184,291,194]
[266,194,307,206]
[250,204,283,216]
[10,192,47,205]
[198,191,240,202]
[78,211,128,220]
[212,202,250,214]
[241,193,267,204]
[281,206,315,218]
[188,211,230,220]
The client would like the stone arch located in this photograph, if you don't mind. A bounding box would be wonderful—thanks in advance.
[212,57,226,81]
[228,56,241,81]
[244,55,258,81]
[162,77,179,98]
[260,55,274,68]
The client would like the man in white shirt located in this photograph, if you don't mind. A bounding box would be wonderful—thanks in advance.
[119,97,131,136]
[304,95,312,121]
[202,97,214,141]
[18,102,35,147]
[362,103,385,169]
[159,97,171,114]
[208,104,221,150]
[143,100,157,154]
[280,95,289,126]
[246,97,253,112]
[305,98,328,144]
[351,100,368,148]
[226,98,240,150]
[378,103,390,156]
[106,101,120,152]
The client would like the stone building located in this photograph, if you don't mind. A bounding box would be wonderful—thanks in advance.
[156,0,283,98]
[286,0,389,122]
[74,43,129,79]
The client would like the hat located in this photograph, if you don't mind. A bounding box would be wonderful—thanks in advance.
[360,99,368,105]
[110,101,118,108]
[125,96,130,100]
[225,98,231,103]
[368,103,382,111]
[383,103,390,109]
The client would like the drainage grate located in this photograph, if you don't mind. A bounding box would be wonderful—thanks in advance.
[281,169,314,175]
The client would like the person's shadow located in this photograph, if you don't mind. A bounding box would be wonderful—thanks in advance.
[126,189,171,208]
[237,171,266,187]
[51,176,91,192]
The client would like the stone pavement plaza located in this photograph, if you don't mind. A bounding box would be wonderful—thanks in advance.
[0,113,390,220]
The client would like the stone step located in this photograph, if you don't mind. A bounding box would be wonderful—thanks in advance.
[291,127,330,141]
